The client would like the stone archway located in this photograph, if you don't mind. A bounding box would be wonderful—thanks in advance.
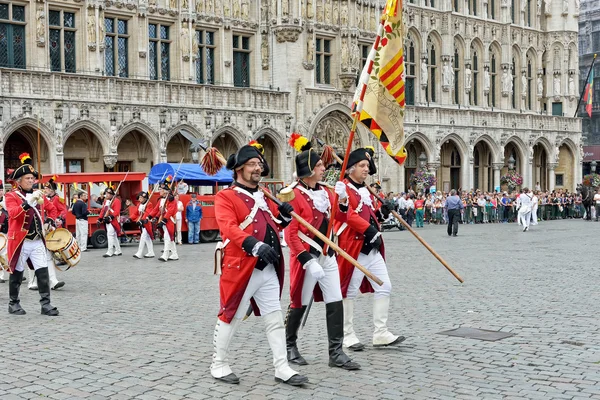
[212,132,240,159]
[473,141,493,192]
[311,111,363,154]
[440,140,462,192]
[255,133,280,180]
[166,132,193,163]
[63,128,105,173]
[4,127,52,176]
[403,138,429,192]
[532,143,548,191]
[110,130,155,172]
[556,143,574,191]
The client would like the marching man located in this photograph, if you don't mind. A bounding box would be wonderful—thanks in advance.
[99,187,122,257]
[147,177,178,262]
[335,148,404,350]
[0,185,8,283]
[282,134,360,371]
[6,153,59,316]
[130,191,155,259]
[44,177,68,227]
[210,142,308,386]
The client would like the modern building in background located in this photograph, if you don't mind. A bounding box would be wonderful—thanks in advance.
[0,0,582,192]
[579,0,600,175]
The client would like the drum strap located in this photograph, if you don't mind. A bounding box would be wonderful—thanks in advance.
[15,192,46,237]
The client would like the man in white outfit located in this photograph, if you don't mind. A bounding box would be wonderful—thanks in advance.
[132,191,155,259]
[518,188,533,232]
[530,191,539,226]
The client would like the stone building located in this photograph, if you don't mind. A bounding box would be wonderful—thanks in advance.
[579,0,600,147]
[0,0,582,192]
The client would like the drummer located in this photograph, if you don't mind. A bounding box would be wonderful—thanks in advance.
[44,176,68,227]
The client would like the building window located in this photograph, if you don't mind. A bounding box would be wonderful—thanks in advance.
[105,161,131,173]
[149,23,170,81]
[404,38,415,105]
[105,18,129,77]
[49,10,76,73]
[426,38,437,103]
[454,0,459,12]
[470,49,479,106]
[512,59,517,109]
[233,34,250,87]
[64,159,84,173]
[552,102,563,116]
[196,30,215,84]
[555,174,564,187]
[489,53,497,107]
[454,46,461,105]
[469,0,477,16]
[511,0,515,23]
[0,3,25,69]
[360,43,370,72]
[315,37,332,85]
[489,0,496,19]
[527,58,533,110]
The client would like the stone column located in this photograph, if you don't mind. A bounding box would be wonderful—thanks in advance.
[492,163,503,191]
[54,107,65,173]
[159,109,168,164]
[429,162,441,189]
[548,162,557,191]
[467,157,474,190]
[104,110,118,170]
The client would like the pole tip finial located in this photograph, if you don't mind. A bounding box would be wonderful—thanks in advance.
[595,54,598,58]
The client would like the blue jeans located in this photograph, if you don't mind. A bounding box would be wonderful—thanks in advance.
[188,220,200,243]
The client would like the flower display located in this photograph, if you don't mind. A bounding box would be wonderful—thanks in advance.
[411,169,437,189]
[500,170,523,190]
[582,173,600,188]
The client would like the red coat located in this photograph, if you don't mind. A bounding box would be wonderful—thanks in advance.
[284,184,347,308]
[99,197,122,236]
[5,189,56,272]
[47,194,68,221]
[215,186,286,323]
[148,197,177,238]
[334,179,386,297]
[130,201,154,240]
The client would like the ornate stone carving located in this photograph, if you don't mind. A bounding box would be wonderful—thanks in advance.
[261,34,269,70]
[104,154,118,168]
[87,9,96,51]
[36,5,46,47]
[339,73,356,91]
[273,25,303,43]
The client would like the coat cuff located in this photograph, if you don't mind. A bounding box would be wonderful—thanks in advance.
[338,203,348,213]
[297,251,313,267]
[364,226,379,243]
[22,202,31,211]
[242,236,259,255]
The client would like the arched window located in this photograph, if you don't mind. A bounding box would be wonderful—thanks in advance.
[427,38,438,103]
[512,57,517,109]
[470,46,479,106]
[489,0,496,19]
[404,35,416,105]
[469,0,477,16]
[489,53,498,107]
[454,0,460,12]
[525,0,531,27]
[527,56,534,110]
[454,45,461,105]
[511,0,516,23]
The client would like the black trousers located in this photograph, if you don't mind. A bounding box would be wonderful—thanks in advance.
[447,209,460,236]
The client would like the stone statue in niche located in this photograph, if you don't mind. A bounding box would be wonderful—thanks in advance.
[521,73,528,96]
[36,5,46,45]
[224,0,231,17]
[307,38,315,62]
[341,38,349,67]
[351,43,360,70]
[182,0,188,9]
[233,0,240,18]
[371,8,377,31]
[568,75,575,96]
[562,0,568,14]
[282,0,289,17]
[421,59,428,86]
[553,75,561,96]
[180,26,190,57]
[465,66,472,90]
[443,61,453,87]
[483,68,490,91]
[87,9,96,44]
[340,1,348,25]
[196,0,204,14]
[537,76,543,96]
[261,35,269,69]
[316,0,323,22]
[307,0,314,19]
[207,0,214,14]
[241,0,250,19]
[261,1,268,20]
[356,3,362,29]
[502,69,511,93]
[270,0,277,20]
[544,0,551,16]
[325,0,332,24]
[170,0,177,9]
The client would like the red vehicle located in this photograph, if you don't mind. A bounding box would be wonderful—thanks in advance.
[148,163,285,243]
[40,172,146,248]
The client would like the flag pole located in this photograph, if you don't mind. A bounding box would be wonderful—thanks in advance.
[37,117,41,175]
[574,53,597,118]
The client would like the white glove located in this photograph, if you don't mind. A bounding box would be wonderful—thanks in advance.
[305,259,325,280]
[27,190,44,207]
[334,181,348,201]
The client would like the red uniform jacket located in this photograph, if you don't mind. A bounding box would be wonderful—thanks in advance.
[284,183,347,309]
[130,201,154,240]
[148,197,177,239]
[5,189,56,272]
[334,179,386,297]
[99,197,122,236]
[215,186,287,323]
[47,194,68,222]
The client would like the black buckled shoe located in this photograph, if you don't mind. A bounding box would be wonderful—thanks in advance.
[36,268,59,316]
[285,305,308,365]
[348,343,365,351]
[275,374,308,386]
[373,336,406,348]
[329,359,361,370]
[215,373,239,384]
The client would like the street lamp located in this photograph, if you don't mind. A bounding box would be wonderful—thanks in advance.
[419,152,427,170]
[592,160,597,173]
[508,154,515,171]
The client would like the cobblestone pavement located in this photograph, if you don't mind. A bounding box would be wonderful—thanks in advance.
[1,220,600,400]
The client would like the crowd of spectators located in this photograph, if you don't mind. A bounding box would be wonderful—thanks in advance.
[381,188,600,226]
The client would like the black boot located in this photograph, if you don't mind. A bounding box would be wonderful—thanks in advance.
[284,305,308,365]
[326,301,361,370]
[8,270,26,315]
[36,268,59,316]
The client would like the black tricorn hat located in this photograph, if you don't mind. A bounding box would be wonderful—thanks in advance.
[10,153,39,181]
[137,191,149,199]
[346,148,377,176]
[289,133,319,179]
[226,143,270,177]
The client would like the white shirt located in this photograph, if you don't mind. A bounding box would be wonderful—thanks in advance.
[405,199,414,210]
[176,200,184,221]
[594,193,600,204]
[519,193,533,213]
[398,197,408,210]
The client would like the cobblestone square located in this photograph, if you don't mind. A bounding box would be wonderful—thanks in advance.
[2,220,600,400]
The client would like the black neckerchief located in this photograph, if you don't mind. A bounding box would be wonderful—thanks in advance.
[18,186,33,194]
[233,181,259,193]
[347,177,365,189]
[298,179,321,191]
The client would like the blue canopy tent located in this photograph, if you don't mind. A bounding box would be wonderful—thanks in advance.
[148,163,233,186]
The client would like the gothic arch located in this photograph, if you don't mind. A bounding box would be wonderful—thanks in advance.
[558,137,578,159]
[166,123,203,143]
[473,134,501,163]
[253,127,286,157]
[3,117,55,151]
[407,27,422,50]
[504,135,527,160]
[533,136,553,158]
[211,125,246,150]
[308,102,367,147]
[117,121,159,151]
[440,133,468,161]
[63,119,109,154]
[404,132,434,161]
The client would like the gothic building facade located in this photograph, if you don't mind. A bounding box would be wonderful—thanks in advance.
[0,0,582,192]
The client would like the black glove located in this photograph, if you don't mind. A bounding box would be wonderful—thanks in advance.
[256,243,279,266]
[364,226,382,250]
[44,218,55,227]
[278,202,294,219]
[167,194,175,202]
[141,218,148,225]
[380,202,392,220]
[157,220,165,229]
[136,220,144,227]
[103,216,112,224]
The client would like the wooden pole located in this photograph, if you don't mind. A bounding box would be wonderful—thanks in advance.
[260,187,384,286]
[37,117,41,175]
[366,186,464,283]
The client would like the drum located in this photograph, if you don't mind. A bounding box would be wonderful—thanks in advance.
[46,228,81,269]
